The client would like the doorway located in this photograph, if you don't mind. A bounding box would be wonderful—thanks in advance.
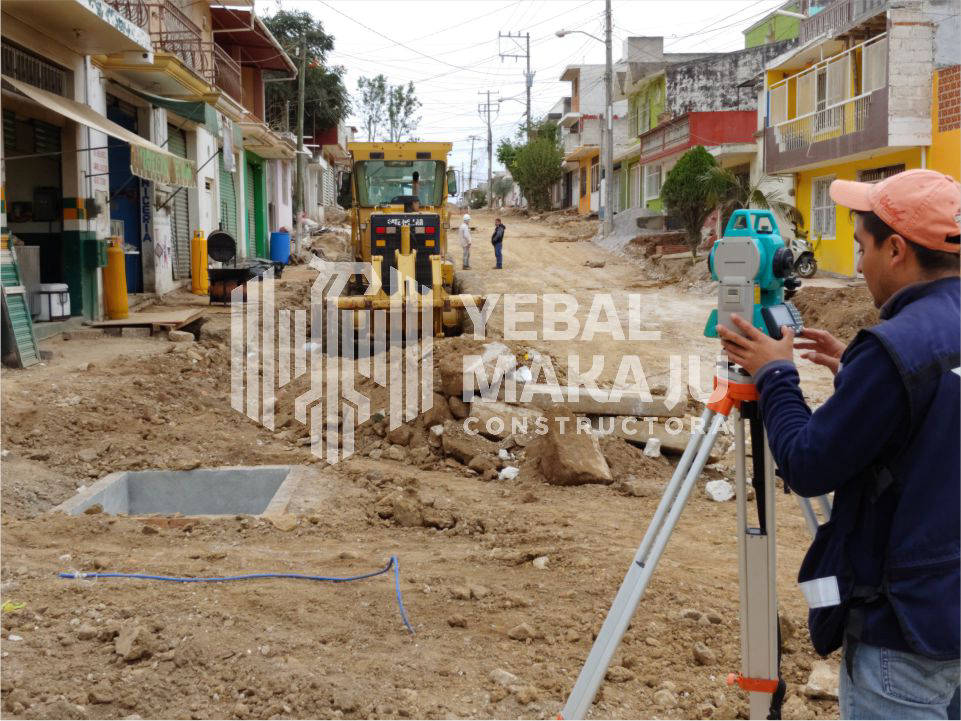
[106,96,142,293]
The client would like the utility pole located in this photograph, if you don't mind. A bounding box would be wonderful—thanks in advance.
[467,134,479,206]
[499,32,533,139]
[478,91,497,209]
[603,0,614,236]
[294,36,307,252]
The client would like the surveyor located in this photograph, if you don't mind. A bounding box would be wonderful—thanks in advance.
[491,217,505,269]
[459,213,472,269]
[717,169,960,720]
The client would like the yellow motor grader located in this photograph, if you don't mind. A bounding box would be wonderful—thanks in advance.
[337,141,479,337]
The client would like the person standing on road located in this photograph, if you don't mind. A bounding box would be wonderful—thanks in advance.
[491,218,505,269]
[717,169,960,720]
[459,213,472,269]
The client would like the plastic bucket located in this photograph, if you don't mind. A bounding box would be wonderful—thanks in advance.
[269,231,291,264]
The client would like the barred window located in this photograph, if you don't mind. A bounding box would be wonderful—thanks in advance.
[812,176,836,239]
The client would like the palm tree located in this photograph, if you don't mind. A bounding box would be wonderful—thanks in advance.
[700,166,803,234]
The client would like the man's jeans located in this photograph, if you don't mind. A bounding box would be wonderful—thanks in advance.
[462,245,470,269]
[493,241,502,268]
[840,640,960,719]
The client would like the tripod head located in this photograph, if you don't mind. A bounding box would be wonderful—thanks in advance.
[703,209,803,341]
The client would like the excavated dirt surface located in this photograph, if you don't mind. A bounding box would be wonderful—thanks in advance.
[1,210,850,720]
[790,285,878,344]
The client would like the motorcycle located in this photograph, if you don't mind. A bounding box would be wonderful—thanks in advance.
[790,233,818,278]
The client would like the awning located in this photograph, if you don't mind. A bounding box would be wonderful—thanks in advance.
[126,86,219,137]
[2,76,196,188]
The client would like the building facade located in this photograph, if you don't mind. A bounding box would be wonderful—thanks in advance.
[763,0,960,275]
[1,0,296,325]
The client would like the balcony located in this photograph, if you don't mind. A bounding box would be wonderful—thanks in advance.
[764,33,891,172]
[799,0,887,44]
[106,0,209,79]
[2,0,151,55]
[640,116,690,161]
[210,43,242,103]
[563,118,601,160]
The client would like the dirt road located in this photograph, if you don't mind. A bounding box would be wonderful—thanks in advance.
[0,209,860,719]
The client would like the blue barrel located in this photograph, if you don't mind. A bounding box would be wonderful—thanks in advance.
[269,231,291,264]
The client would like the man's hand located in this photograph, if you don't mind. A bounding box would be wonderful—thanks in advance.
[794,328,845,375]
[717,314,795,376]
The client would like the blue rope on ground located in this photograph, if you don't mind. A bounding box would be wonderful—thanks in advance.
[59,555,414,634]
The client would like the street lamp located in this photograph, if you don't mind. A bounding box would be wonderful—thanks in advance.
[555,0,614,236]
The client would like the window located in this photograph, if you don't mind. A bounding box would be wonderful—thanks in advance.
[858,164,904,184]
[639,101,651,135]
[590,157,600,193]
[632,164,641,208]
[580,167,587,198]
[812,176,836,239]
[645,164,662,201]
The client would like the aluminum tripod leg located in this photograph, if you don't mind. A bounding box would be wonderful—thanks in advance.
[560,407,725,720]
[796,495,832,535]
[736,419,780,719]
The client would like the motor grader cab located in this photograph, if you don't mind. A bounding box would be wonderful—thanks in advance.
[338,142,479,337]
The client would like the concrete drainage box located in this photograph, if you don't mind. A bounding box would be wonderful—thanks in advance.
[53,465,305,517]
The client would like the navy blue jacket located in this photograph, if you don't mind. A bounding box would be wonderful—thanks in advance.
[491,224,505,244]
[756,277,960,657]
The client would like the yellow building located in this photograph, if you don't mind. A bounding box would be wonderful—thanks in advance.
[763,0,960,276]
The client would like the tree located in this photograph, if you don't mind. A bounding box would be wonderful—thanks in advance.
[386,82,421,142]
[496,139,518,175]
[356,75,387,141]
[700,165,803,233]
[660,146,719,257]
[262,11,349,134]
[467,188,487,209]
[500,117,562,212]
[356,76,421,142]
[492,175,515,205]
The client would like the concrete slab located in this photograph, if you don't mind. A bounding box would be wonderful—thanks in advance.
[52,465,307,517]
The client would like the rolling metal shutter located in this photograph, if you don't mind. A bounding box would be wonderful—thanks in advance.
[167,125,191,280]
[245,160,256,257]
[218,152,238,241]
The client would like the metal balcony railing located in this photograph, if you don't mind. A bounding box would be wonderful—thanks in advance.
[210,44,242,103]
[106,0,209,79]
[1,41,68,95]
[799,0,887,43]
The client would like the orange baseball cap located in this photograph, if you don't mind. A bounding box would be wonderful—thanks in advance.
[830,169,961,254]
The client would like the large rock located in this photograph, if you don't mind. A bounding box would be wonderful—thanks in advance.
[441,420,498,464]
[469,400,542,440]
[114,625,153,662]
[537,410,613,485]
[422,393,453,426]
[439,343,516,400]
[448,396,468,419]
[803,660,839,700]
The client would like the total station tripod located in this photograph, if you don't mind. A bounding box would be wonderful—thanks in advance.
[560,363,830,720]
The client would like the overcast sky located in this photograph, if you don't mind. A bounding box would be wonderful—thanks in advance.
[260,0,785,185]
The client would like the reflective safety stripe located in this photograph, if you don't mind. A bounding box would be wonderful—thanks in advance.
[799,576,841,609]
[952,366,960,377]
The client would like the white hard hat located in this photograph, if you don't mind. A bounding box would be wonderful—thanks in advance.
[463,214,471,222]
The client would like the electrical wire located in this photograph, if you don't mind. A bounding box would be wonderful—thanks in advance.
[60,556,414,634]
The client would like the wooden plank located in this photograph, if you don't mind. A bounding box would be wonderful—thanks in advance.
[86,309,203,329]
